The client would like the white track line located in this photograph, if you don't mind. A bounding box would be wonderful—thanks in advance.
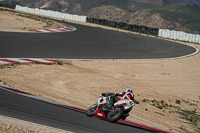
[51,44,199,61]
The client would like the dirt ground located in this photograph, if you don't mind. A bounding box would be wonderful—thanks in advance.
[0,7,64,32]
[0,7,200,133]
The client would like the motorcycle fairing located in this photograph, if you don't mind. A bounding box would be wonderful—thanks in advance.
[94,108,106,119]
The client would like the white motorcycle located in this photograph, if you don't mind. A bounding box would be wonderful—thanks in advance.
[86,93,135,122]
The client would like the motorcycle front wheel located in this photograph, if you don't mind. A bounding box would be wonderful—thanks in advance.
[107,107,124,122]
[86,103,97,117]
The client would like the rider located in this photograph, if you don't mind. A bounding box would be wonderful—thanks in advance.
[100,88,134,111]
[115,89,134,101]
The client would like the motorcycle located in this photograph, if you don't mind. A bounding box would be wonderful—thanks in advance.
[86,93,135,122]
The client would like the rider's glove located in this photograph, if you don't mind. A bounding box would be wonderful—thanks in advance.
[101,93,108,97]
[101,93,106,96]
[101,92,116,97]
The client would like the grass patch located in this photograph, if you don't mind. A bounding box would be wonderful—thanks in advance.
[182,100,198,106]
[34,62,55,65]
[134,99,140,104]
[175,99,181,104]
[176,109,200,132]
[0,62,23,69]
[180,126,194,133]
[0,62,54,69]
[0,80,7,85]
[141,98,200,131]
[178,110,200,126]
[56,60,73,66]
[142,99,170,110]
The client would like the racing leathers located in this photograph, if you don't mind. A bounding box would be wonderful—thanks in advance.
[115,92,134,101]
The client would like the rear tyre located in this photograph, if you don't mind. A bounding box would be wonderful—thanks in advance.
[121,114,129,120]
[86,104,97,117]
[107,107,124,122]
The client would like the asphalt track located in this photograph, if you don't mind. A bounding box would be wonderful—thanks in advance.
[0,21,197,133]
[0,22,197,59]
[0,88,161,133]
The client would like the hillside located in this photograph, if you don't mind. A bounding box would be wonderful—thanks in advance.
[151,3,200,33]
[1,0,200,33]
[168,0,200,5]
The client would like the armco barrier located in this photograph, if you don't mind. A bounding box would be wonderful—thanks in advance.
[86,17,159,36]
[87,18,200,44]
[158,29,200,44]
[0,2,16,9]
[15,5,87,23]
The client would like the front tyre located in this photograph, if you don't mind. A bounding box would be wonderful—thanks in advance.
[86,104,97,117]
[107,107,124,122]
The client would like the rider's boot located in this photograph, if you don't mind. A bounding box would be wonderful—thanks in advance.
[121,114,129,120]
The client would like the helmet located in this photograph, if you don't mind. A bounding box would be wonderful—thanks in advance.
[125,88,132,93]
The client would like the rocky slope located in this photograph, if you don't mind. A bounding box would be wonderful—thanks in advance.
[168,0,200,5]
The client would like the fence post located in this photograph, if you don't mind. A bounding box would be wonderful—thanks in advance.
[179,31,183,41]
[64,14,70,20]
[184,33,188,42]
[15,5,21,10]
[165,29,169,38]
[173,30,177,40]
[198,35,200,44]
[189,34,192,42]
[162,29,166,38]
[192,34,196,43]
[158,29,163,37]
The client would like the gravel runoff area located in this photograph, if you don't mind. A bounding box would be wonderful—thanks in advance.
[0,6,200,133]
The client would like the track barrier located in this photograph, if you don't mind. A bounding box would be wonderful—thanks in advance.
[1,3,200,44]
[86,17,159,36]
[15,5,87,23]
[158,29,200,44]
[0,2,16,9]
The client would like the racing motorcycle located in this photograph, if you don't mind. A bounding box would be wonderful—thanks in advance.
[86,93,135,122]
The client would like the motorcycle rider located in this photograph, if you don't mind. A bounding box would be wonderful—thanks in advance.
[100,88,134,111]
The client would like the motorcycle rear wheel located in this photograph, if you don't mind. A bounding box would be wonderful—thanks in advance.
[107,107,124,122]
[86,104,97,117]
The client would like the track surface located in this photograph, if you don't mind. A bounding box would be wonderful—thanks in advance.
[0,22,195,133]
[0,22,197,59]
[0,88,160,133]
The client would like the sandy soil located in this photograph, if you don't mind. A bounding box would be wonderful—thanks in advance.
[0,6,200,133]
[0,7,64,32]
